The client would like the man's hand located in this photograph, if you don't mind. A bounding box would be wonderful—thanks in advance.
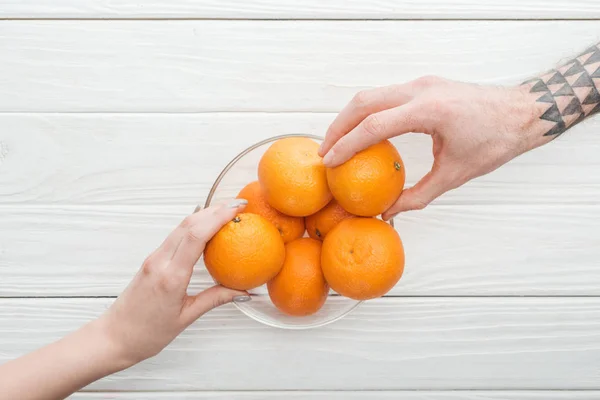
[319,76,546,219]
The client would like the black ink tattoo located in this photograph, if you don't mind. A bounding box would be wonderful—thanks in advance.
[523,43,600,137]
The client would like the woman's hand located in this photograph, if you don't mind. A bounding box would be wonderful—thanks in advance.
[319,77,544,219]
[0,199,249,400]
[97,199,250,367]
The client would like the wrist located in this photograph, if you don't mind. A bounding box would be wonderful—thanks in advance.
[85,317,136,373]
[510,84,549,154]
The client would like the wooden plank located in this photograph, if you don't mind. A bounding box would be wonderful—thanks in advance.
[2,0,600,19]
[2,298,600,390]
[1,204,599,297]
[1,21,599,112]
[69,391,600,399]
[1,113,598,207]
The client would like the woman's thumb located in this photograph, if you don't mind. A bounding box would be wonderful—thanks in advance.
[183,285,250,324]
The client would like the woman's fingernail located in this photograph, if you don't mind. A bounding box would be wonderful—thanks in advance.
[233,295,251,303]
[318,142,325,154]
[228,199,248,209]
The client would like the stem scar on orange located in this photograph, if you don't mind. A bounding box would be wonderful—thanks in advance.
[258,137,332,217]
[204,213,285,291]
[267,238,329,316]
[321,218,404,300]
[326,140,405,217]
[237,181,305,243]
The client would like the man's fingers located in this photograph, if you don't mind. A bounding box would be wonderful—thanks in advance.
[319,84,415,158]
[182,285,248,324]
[169,200,247,274]
[323,103,428,168]
[383,167,449,218]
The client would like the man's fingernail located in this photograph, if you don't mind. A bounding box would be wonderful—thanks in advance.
[233,295,251,303]
[228,199,248,209]
[318,142,325,154]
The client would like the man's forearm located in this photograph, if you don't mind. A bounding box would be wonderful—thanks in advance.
[522,42,600,140]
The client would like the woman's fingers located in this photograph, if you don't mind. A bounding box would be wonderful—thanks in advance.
[319,84,415,158]
[323,103,428,168]
[169,200,247,275]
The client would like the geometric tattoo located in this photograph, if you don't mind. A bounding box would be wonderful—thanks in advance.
[522,42,600,137]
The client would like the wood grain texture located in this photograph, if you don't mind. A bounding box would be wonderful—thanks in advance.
[69,391,600,399]
[2,298,600,390]
[1,114,598,206]
[2,0,600,19]
[1,21,600,112]
[1,204,599,296]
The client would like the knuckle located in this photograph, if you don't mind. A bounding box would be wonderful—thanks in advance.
[362,114,385,138]
[411,198,430,211]
[185,226,207,244]
[180,215,196,229]
[211,293,230,309]
[141,256,157,275]
[415,75,442,88]
[351,90,372,109]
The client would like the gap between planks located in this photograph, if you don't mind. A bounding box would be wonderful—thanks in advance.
[3,18,600,21]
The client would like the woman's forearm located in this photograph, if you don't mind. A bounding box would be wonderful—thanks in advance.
[0,202,247,400]
[0,318,128,400]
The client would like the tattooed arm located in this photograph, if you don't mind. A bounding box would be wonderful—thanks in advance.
[319,42,600,218]
[523,44,600,137]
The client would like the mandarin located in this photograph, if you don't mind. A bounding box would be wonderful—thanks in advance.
[326,140,405,217]
[305,199,356,241]
[267,238,329,316]
[321,218,404,300]
[237,181,305,243]
[258,137,332,217]
[204,213,285,291]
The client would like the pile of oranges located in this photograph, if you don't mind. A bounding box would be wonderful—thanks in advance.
[204,137,406,316]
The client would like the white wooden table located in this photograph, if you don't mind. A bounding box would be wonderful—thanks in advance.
[1,1,600,398]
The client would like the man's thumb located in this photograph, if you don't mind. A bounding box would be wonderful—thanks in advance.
[383,169,448,218]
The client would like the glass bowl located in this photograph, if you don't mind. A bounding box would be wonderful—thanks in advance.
[201,134,392,329]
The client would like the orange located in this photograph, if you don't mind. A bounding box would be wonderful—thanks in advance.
[267,238,329,316]
[326,140,405,217]
[258,137,332,217]
[305,199,356,241]
[321,218,404,300]
[204,213,285,291]
[237,181,305,243]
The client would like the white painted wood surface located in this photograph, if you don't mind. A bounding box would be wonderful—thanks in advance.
[1,114,598,206]
[2,0,600,19]
[2,114,598,297]
[69,391,600,399]
[2,298,600,390]
[1,0,600,396]
[2,204,599,296]
[1,21,600,112]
